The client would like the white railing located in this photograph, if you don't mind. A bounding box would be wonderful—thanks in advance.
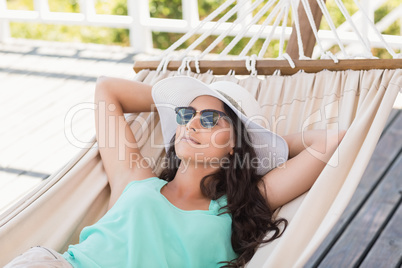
[0,0,401,54]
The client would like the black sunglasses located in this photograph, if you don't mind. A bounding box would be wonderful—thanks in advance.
[175,106,227,128]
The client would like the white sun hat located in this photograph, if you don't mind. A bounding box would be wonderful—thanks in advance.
[152,76,288,175]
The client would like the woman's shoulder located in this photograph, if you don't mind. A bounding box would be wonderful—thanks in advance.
[123,177,167,193]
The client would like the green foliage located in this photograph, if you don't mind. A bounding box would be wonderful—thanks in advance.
[5,0,401,58]
[150,0,182,18]
[8,0,130,46]
[6,0,33,10]
[198,0,235,21]
[48,0,79,12]
[95,0,127,15]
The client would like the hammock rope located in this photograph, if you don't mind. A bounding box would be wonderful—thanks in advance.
[300,0,330,60]
[237,0,284,58]
[257,1,287,58]
[156,0,237,60]
[198,0,266,60]
[333,0,373,58]
[351,0,398,58]
[156,0,258,72]
[289,0,306,59]
[218,0,278,59]
[316,0,347,58]
[148,0,401,77]
[278,1,291,59]
[180,0,248,59]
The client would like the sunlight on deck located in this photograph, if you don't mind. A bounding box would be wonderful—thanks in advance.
[0,39,145,214]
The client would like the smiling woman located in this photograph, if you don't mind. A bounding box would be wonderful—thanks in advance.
[4,75,345,268]
[174,96,235,163]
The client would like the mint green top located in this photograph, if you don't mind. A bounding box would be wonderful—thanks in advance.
[62,177,237,267]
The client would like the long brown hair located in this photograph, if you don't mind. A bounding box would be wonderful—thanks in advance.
[159,103,287,267]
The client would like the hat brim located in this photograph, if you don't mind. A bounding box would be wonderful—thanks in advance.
[152,76,288,175]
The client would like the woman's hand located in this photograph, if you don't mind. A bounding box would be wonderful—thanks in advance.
[94,76,156,209]
[260,129,346,210]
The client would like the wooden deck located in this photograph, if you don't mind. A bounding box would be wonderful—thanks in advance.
[0,39,140,214]
[0,39,401,267]
[306,109,402,268]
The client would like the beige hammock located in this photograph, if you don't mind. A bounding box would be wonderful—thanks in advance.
[1,0,402,267]
[0,68,400,267]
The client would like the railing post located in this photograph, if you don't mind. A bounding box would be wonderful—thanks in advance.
[127,0,152,53]
[79,0,96,19]
[237,0,253,26]
[182,0,199,28]
[361,0,373,49]
[0,0,10,42]
[34,0,50,16]
[0,20,9,43]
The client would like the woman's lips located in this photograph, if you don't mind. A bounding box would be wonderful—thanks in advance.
[181,136,201,144]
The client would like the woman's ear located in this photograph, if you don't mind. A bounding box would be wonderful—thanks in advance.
[229,148,234,156]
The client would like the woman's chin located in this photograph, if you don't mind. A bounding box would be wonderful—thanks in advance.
[175,142,200,156]
[175,152,196,162]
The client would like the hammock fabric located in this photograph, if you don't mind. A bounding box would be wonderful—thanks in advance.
[0,69,400,267]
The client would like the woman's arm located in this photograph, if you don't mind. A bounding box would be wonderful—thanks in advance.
[260,129,347,210]
[94,76,156,208]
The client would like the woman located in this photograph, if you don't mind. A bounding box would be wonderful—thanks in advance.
[5,76,345,268]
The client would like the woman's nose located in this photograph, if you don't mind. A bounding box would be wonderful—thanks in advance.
[186,113,201,131]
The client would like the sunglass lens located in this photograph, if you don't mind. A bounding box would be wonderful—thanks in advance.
[200,111,219,128]
[176,108,195,125]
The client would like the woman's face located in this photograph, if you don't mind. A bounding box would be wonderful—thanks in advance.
[175,95,235,165]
